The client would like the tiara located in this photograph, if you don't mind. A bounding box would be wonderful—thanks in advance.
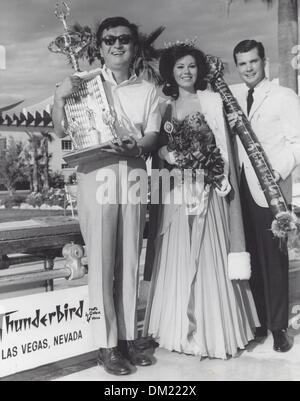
[164,37,198,49]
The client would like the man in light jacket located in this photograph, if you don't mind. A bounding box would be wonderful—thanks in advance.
[231,39,300,353]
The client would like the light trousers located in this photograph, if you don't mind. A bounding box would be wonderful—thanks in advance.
[77,156,147,348]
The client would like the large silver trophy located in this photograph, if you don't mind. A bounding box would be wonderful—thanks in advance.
[49,2,117,166]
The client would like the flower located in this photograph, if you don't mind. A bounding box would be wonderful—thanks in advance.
[165,112,225,186]
[271,211,299,238]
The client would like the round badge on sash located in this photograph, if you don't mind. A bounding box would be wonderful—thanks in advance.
[164,121,174,135]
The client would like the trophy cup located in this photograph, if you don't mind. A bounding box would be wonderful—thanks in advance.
[49,2,117,167]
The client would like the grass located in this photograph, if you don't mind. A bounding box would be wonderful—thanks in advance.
[0,209,72,223]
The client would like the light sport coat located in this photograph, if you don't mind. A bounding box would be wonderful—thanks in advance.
[231,79,300,207]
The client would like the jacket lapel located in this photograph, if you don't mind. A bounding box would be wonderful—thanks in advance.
[235,87,247,115]
[248,80,272,121]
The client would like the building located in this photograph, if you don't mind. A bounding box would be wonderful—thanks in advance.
[0,96,75,182]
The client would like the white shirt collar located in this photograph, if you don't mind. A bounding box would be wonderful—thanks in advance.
[102,64,138,86]
[244,77,268,94]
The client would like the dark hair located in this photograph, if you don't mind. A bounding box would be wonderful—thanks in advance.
[233,40,265,65]
[159,44,208,99]
[96,17,139,47]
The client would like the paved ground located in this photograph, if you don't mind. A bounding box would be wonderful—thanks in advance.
[53,331,300,381]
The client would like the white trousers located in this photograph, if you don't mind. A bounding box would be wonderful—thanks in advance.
[77,156,147,348]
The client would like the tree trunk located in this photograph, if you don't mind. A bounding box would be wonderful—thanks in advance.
[43,139,50,190]
[278,0,299,93]
[8,185,15,197]
[32,149,39,192]
[29,175,33,192]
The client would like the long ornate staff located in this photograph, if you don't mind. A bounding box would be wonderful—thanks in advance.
[206,55,298,238]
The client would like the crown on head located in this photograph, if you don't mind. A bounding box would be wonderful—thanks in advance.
[164,37,198,49]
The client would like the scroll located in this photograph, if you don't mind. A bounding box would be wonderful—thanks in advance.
[48,2,117,167]
[206,55,298,238]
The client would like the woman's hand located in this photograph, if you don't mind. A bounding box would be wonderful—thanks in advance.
[227,111,243,130]
[273,170,281,182]
[158,145,177,165]
[214,175,232,197]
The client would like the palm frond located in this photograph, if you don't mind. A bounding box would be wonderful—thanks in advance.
[70,22,101,66]
[134,26,166,84]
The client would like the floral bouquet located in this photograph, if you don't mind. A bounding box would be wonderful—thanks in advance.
[164,113,225,189]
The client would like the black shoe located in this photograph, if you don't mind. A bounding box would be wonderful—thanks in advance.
[97,347,132,375]
[134,337,159,351]
[272,330,293,353]
[255,327,268,340]
[119,340,153,367]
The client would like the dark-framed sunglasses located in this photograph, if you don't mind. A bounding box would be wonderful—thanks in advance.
[101,34,133,46]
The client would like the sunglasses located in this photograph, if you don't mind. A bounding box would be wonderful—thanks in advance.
[101,34,133,46]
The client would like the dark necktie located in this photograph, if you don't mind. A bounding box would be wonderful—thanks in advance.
[247,88,254,116]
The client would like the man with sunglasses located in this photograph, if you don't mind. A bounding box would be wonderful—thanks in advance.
[52,17,161,376]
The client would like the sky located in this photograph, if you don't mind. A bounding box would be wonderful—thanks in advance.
[0,0,279,109]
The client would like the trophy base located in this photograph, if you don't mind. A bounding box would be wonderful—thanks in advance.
[63,143,112,167]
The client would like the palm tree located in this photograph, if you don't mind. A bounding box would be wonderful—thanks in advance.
[24,131,53,192]
[40,131,53,190]
[24,132,41,192]
[0,137,29,195]
[226,0,299,94]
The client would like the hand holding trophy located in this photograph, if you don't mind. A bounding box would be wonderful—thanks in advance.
[49,2,118,166]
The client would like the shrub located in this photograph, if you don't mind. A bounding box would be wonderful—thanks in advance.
[43,188,65,208]
[1,194,27,209]
[25,192,44,208]
[49,171,65,189]
[25,188,65,208]
[67,172,77,185]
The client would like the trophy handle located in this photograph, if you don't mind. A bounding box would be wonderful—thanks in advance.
[49,2,92,72]
[54,1,70,32]
[48,40,63,54]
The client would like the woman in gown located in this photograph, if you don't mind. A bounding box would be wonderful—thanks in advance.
[143,43,260,359]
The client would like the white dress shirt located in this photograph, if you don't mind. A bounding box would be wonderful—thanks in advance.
[100,65,161,139]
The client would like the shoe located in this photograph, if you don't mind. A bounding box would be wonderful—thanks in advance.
[119,340,153,366]
[97,347,132,375]
[255,327,268,340]
[272,330,293,353]
[134,337,159,351]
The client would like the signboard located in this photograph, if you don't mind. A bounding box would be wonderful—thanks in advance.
[0,285,97,377]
